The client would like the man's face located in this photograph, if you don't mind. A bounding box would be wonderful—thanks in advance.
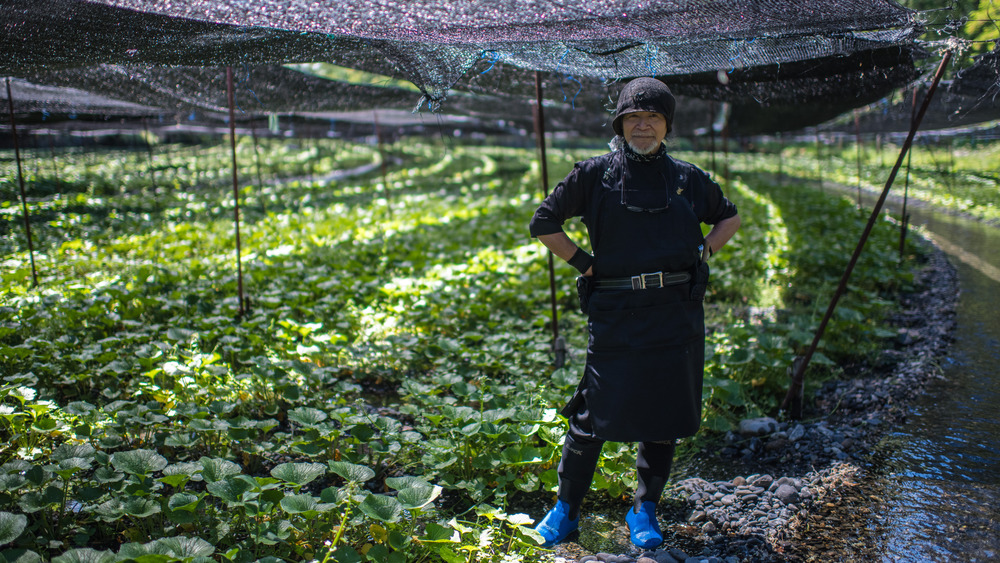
[622,111,668,154]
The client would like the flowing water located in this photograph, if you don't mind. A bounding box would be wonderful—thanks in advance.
[862,198,1000,561]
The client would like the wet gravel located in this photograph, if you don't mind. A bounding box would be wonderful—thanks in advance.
[548,248,958,563]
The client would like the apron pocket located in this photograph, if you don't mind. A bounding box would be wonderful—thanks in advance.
[588,289,702,352]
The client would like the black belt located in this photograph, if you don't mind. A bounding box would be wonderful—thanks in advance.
[594,270,691,290]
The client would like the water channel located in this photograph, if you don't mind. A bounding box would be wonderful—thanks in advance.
[860,194,1000,561]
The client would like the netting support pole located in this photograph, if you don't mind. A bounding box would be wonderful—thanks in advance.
[226,67,246,318]
[854,109,863,208]
[722,121,730,187]
[709,102,717,177]
[374,110,392,218]
[532,72,565,368]
[900,87,917,260]
[781,50,952,419]
[250,116,266,214]
[142,118,160,215]
[48,134,59,190]
[815,132,823,193]
[5,78,38,288]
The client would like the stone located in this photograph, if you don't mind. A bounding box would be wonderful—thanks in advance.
[738,416,778,436]
[689,510,707,523]
[765,437,789,451]
[750,474,773,489]
[775,483,800,505]
[701,521,717,534]
[668,548,691,561]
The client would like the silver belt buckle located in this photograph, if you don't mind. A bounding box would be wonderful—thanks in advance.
[631,271,663,289]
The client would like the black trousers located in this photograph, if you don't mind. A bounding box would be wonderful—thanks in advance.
[557,405,676,519]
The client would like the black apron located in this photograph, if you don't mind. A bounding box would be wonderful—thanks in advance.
[579,154,707,442]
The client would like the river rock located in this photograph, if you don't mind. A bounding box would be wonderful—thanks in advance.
[638,551,679,563]
[774,483,800,504]
[739,417,778,436]
[594,553,633,563]
[750,474,774,489]
[667,548,690,561]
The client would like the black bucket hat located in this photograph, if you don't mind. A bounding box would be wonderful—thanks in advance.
[612,77,676,136]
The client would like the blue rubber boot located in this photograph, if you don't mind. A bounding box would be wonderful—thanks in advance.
[625,500,663,549]
[534,500,579,547]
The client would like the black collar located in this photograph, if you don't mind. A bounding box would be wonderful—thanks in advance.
[622,142,666,163]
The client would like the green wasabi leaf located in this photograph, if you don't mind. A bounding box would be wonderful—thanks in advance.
[358,494,403,523]
[270,462,325,487]
[327,461,374,483]
[110,449,167,476]
[0,511,27,545]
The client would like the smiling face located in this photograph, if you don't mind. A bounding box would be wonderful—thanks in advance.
[622,111,668,154]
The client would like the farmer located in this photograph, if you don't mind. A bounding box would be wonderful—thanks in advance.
[529,77,741,549]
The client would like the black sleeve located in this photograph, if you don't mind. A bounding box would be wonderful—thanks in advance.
[691,167,738,225]
[529,163,591,237]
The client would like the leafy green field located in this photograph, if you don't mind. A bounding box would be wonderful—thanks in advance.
[0,135,969,562]
[732,137,1000,224]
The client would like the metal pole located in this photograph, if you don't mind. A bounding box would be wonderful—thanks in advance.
[142,118,160,217]
[709,102,717,176]
[815,132,823,193]
[374,110,392,218]
[250,115,266,214]
[722,119,730,187]
[777,132,784,186]
[854,109,863,208]
[226,67,246,317]
[532,72,565,367]
[900,87,917,259]
[5,78,38,288]
[781,50,953,418]
[48,134,59,190]
[948,135,955,191]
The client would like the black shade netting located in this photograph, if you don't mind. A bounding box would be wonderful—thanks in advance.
[6,65,419,118]
[849,42,1000,134]
[2,0,925,129]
